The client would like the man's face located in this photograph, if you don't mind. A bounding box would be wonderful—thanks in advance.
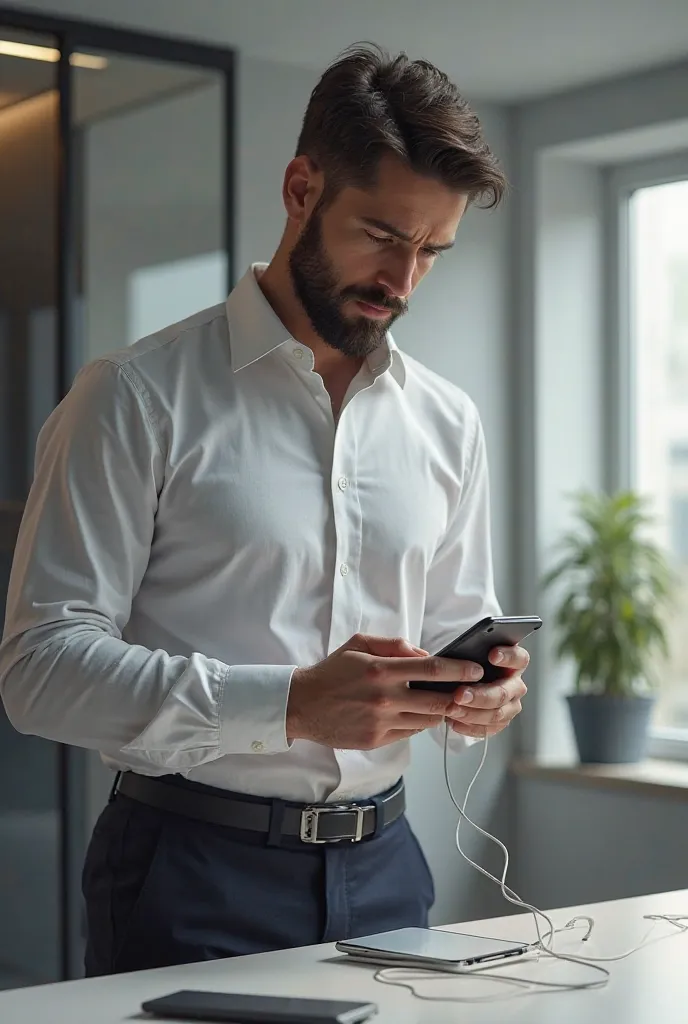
[288,155,468,359]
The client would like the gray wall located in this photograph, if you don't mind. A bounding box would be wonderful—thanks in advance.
[515,777,688,908]
[238,52,516,925]
[511,58,688,910]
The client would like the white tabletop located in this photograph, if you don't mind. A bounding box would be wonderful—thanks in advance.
[1,889,687,1023]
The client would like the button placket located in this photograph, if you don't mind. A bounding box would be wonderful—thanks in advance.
[326,413,362,656]
[334,474,353,579]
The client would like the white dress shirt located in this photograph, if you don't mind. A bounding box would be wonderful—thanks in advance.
[0,264,500,804]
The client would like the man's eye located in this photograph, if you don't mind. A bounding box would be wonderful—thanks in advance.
[421,248,442,259]
[366,232,392,245]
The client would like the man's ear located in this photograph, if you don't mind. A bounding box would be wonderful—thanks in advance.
[282,155,324,225]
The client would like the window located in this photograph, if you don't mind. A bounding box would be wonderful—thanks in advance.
[628,177,688,742]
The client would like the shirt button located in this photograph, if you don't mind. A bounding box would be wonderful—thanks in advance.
[340,563,349,577]
[292,347,304,360]
[251,740,265,752]
[338,476,349,491]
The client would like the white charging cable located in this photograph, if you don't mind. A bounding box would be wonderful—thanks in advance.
[372,725,688,1003]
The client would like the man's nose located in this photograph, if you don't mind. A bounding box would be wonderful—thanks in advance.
[377,251,416,299]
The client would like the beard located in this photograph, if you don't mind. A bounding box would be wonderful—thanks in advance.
[288,208,408,359]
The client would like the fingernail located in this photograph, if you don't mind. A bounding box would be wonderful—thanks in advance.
[492,650,505,664]
[470,665,484,680]
[458,689,474,704]
[452,707,468,718]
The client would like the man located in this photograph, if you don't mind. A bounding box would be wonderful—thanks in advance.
[0,44,528,975]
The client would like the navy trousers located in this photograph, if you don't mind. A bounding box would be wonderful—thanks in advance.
[82,784,435,976]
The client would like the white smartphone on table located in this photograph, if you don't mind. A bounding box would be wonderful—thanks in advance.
[336,927,532,972]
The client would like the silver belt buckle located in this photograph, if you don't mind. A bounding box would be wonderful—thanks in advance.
[300,804,366,844]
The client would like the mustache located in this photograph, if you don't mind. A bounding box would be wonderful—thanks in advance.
[340,286,408,317]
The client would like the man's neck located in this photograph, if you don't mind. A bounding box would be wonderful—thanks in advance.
[258,254,364,390]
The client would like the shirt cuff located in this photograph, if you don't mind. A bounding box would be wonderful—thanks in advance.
[219,664,297,755]
[452,732,484,751]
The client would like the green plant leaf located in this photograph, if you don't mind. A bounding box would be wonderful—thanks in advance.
[541,489,675,696]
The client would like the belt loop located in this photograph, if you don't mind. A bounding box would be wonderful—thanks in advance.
[108,770,122,804]
[267,798,285,847]
[370,795,385,840]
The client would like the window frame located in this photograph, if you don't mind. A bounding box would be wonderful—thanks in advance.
[606,150,688,761]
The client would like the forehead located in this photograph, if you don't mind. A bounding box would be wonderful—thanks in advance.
[333,155,468,240]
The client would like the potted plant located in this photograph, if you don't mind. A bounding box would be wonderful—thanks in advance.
[542,490,675,764]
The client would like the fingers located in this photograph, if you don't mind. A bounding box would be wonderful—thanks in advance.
[385,727,431,744]
[382,655,484,687]
[450,713,520,738]
[397,712,446,731]
[365,655,484,716]
[348,634,428,658]
[451,675,527,711]
[488,644,530,672]
[449,720,492,738]
[447,674,527,736]
[449,697,523,728]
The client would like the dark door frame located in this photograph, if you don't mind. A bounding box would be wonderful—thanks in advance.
[0,3,236,981]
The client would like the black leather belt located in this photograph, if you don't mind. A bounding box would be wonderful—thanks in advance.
[115,772,405,845]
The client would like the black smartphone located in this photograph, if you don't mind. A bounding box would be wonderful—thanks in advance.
[408,615,542,693]
[141,989,378,1024]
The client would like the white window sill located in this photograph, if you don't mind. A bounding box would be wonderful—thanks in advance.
[511,757,688,801]
[648,728,688,761]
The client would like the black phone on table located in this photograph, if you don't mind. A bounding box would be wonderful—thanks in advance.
[140,990,378,1024]
[408,615,542,693]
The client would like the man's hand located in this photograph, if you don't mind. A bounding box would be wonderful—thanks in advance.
[447,644,529,739]
[286,633,486,750]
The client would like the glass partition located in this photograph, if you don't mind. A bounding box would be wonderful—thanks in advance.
[0,26,60,990]
[0,13,233,987]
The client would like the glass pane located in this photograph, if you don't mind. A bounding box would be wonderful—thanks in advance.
[1,38,229,987]
[0,26,60,989]
[630,180,688,732]
[72,51,227,372]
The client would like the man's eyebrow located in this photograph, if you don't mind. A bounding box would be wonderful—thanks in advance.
[361,216,455,252]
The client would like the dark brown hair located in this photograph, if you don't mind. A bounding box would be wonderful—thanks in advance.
[296,43,506,208]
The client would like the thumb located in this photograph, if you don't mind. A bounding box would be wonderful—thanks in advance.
[345,634,428,658]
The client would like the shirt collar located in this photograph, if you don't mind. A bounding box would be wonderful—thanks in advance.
[226,264,406,389]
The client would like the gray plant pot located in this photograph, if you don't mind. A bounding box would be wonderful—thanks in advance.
[566,694,655,764]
